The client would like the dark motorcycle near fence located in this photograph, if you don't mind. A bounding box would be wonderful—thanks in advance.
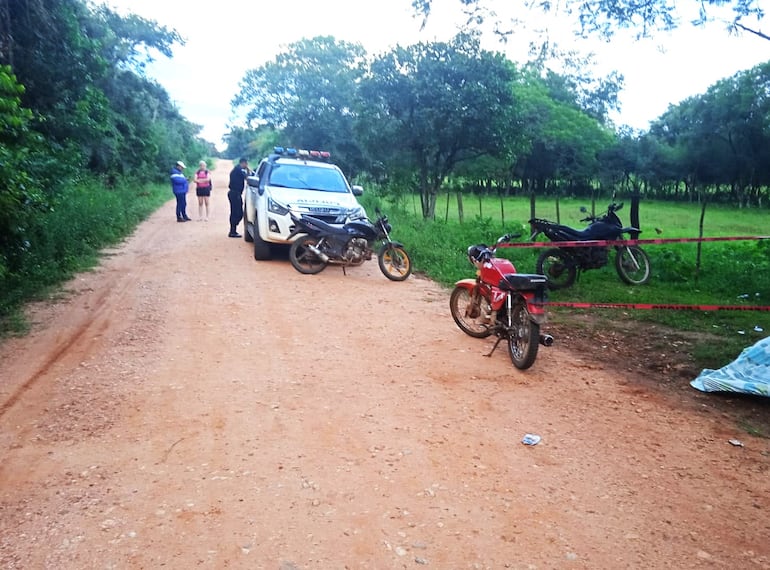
[287,208,412,281]
[528,202,651,290]
[449,233,553,370]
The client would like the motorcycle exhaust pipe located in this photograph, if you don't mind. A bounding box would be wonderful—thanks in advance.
[539,334,554,347]
[307,244,329,262]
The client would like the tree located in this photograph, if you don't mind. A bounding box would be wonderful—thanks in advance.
[538,67,624,125]
[642,60,770,205]
[231,36,367,175]
[222,125,281,162]
[0,65,42,280]
[511,72,615,199]
[87,4,182,73]
[411,0,767,41]
[0,0,213,320]
[0,0,200,180]
[357,33,519,219]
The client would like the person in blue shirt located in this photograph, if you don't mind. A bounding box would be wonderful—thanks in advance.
[170,161,191,222]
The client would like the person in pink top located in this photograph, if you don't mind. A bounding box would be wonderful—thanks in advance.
[194,160,213,221]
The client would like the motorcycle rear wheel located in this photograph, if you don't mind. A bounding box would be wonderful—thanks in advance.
[536,248,577,289]
[449,286,493,338]
[507,300,540,370]
[289,235,328,274]
[378,244,412,281]
[615,245,651,285]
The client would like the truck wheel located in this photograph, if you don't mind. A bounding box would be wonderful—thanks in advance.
[244,219,254,243]
[253,228,271,260]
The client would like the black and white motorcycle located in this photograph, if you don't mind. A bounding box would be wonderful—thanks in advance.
[287,208,412,281]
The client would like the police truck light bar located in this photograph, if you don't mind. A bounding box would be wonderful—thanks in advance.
[273,146,331,160]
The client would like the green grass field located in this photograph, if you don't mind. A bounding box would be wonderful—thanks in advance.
[414,192,769,238]
[370,191,770,369]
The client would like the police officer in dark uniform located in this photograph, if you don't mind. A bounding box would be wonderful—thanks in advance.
[227,157,249,238]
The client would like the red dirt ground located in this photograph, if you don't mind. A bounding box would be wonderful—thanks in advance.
[1,159,768,569]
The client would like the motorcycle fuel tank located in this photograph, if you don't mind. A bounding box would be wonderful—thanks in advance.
[480,258,516,283]
[344,219,378,240]
[582,221,623,240]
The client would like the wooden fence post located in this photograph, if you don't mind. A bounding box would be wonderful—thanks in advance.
[696,195,708,283]
[629,191,641,240]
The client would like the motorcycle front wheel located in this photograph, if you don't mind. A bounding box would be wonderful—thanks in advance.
[289,235,328,274]
[615,245,651,285]
[507,300,540,370]
[536,248,577,289]
[449,286,493,338]
[378,244,412,281]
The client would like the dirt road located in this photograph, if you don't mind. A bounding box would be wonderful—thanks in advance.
[1,159,768,569]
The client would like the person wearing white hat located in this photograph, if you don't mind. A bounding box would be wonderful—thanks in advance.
[170,160,191,222]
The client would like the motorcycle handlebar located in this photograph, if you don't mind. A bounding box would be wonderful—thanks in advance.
[495,232,522,246]
[581,202,624,222]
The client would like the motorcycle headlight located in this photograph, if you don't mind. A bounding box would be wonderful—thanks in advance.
[348,205,367,220]
[268,197,289,216]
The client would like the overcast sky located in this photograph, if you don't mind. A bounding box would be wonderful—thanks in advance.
[102,0,769,150]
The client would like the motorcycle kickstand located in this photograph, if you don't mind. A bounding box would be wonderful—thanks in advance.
[484,336,504,358]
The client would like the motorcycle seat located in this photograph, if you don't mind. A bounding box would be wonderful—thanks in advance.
[499,273,548,292]
[548,222,622,241]
[558,226,596,239]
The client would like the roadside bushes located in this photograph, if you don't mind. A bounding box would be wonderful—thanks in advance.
[0,66,42,284]
[0,178,168,332]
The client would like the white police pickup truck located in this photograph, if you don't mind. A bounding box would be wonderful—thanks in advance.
[243,147,366,260]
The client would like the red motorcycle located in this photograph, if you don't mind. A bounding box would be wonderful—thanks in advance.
[449,233,553,370]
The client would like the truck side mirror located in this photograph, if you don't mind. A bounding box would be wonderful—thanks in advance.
[351,185,364,196]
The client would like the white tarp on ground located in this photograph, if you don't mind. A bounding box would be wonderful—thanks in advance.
[691,336,770,397]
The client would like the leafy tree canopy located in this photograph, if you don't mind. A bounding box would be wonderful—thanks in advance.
[645,60,770,192]
[357,33,520,218]
[411,0,767,40]
[232,36,367,173]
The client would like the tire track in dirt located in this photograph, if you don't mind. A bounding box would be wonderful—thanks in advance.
[0,286,113,419]
[0,218,172,420]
